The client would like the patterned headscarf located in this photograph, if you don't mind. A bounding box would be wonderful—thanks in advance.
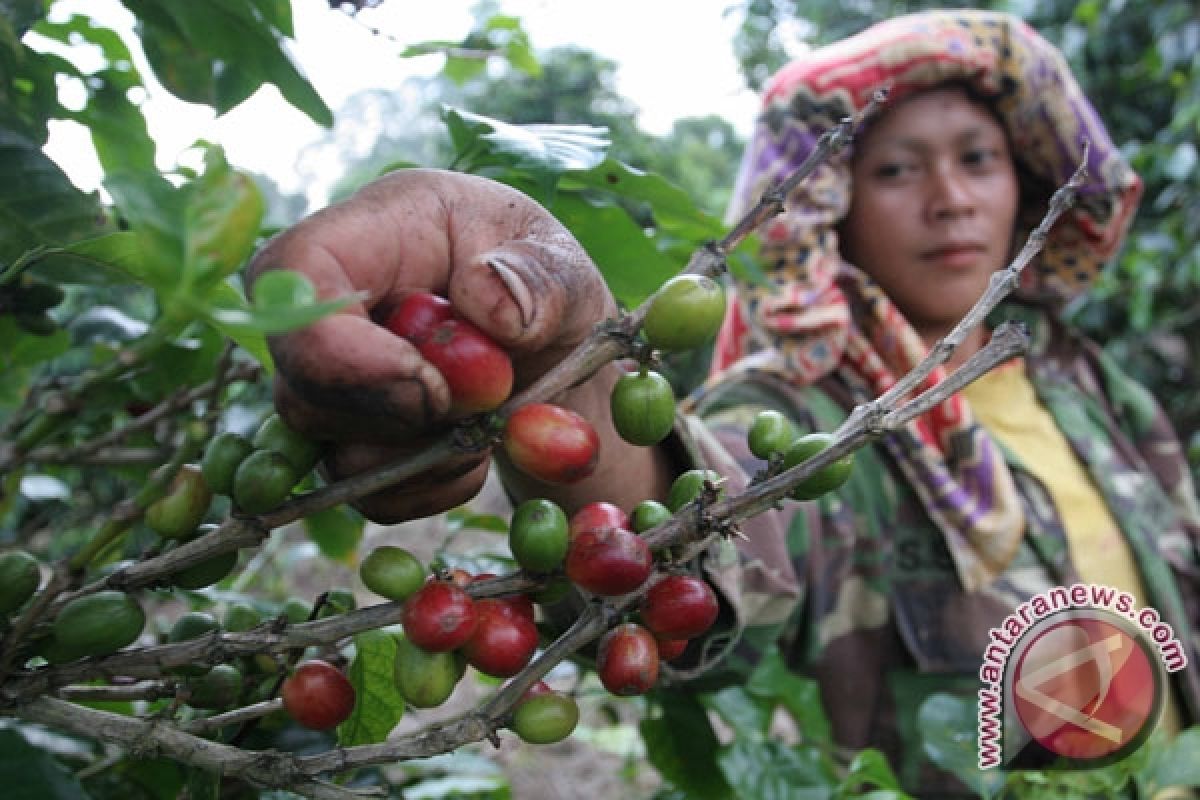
[710,10,1142,591]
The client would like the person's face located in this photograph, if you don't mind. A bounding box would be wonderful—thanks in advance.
[840,86,1020,341]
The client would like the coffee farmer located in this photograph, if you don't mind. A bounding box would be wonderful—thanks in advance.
[249,10,1200,795]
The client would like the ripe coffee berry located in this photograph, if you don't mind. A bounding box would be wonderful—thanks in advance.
[401,581,477,652]
[655,637,689,662]
[597,623,659,696]
[565,527,652,596]
[503,403,600,485]
[461,599,540,678]
[281,660,356,730]
[417,318,514,414]
[385,291,454,343]
[568,501,629,539]
[640,574,719,639]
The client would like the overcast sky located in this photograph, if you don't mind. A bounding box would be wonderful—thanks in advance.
[32,0,763,203]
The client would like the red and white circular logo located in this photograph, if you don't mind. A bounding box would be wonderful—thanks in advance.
[1010,611,1162,765]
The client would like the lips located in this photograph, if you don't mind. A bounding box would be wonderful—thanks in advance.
[921,242,988,268]
[921,241,987,259]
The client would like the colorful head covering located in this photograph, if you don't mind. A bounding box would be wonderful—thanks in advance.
[710,10,1142,591]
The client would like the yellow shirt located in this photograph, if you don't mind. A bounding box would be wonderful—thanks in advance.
[962,359,1183,738]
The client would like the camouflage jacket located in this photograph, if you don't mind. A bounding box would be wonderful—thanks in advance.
[678,303,1200,795]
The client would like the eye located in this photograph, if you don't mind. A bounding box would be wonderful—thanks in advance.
[872,160,916,179]
[962,147,1003,168]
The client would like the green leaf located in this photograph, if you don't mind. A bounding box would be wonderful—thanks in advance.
[562,159,725,242]
[716,740,835,800]
[2,0,43,36]
[35,15,136,64]
[443,107,610,174]
[839,749,908,796]
[205,293,359,335]
[103,148,264,304]
[102,171,186,292]
[30,232,150,285]
[0,130,106,265]
[746,647,833,745]
[182,148,265,287]
[917,693,1006,800]
[248,0,294,38]
[75,73,158,176]
[303,505,364,563]
[701,685,771,740]
[0,316,70,368]
[139,17,218,106]
[640,690,734,800]
[442,55,488,85]
[445,508,510,534]
[1144,727,1200,791]
[121,0,332,126]
[337,629,405,747]
[203,280,272,368]
[547,193,679,309]
[0,728,92,800]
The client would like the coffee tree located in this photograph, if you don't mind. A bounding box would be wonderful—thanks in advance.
[4,4,1199,800]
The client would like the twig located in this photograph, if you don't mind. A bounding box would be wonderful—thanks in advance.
[20,360,259,467]
[11,696,377,800]
[184,698,284,735]
[56,680,178,703]
[20,447,169,466]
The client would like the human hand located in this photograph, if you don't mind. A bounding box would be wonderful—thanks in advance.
[247,169,616,522]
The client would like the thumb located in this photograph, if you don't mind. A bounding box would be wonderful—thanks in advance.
[448,237,611,362]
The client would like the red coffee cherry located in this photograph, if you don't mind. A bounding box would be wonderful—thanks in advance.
[418,318,514,414]
[565,527,652,596]
[400,581,478,652]
[384,291,454,343]
[640,574,719,639]
[281,660,356,731]
[568,501,630,539]
[461,598,540,678]
[503,403,600,485]
[655,637,689,662]
[597,623,659,696]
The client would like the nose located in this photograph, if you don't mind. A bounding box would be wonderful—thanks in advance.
[926,162,976,222]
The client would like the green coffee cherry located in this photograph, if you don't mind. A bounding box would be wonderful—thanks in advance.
[232,449,297,514]
[252,413,321,475]
[782,433,854,501]
[0,550,41,615]
[53,591,145,659]
[201,432,254,496]
[145,464,213,540]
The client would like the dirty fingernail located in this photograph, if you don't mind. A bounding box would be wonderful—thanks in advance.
[487,256,534,328]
